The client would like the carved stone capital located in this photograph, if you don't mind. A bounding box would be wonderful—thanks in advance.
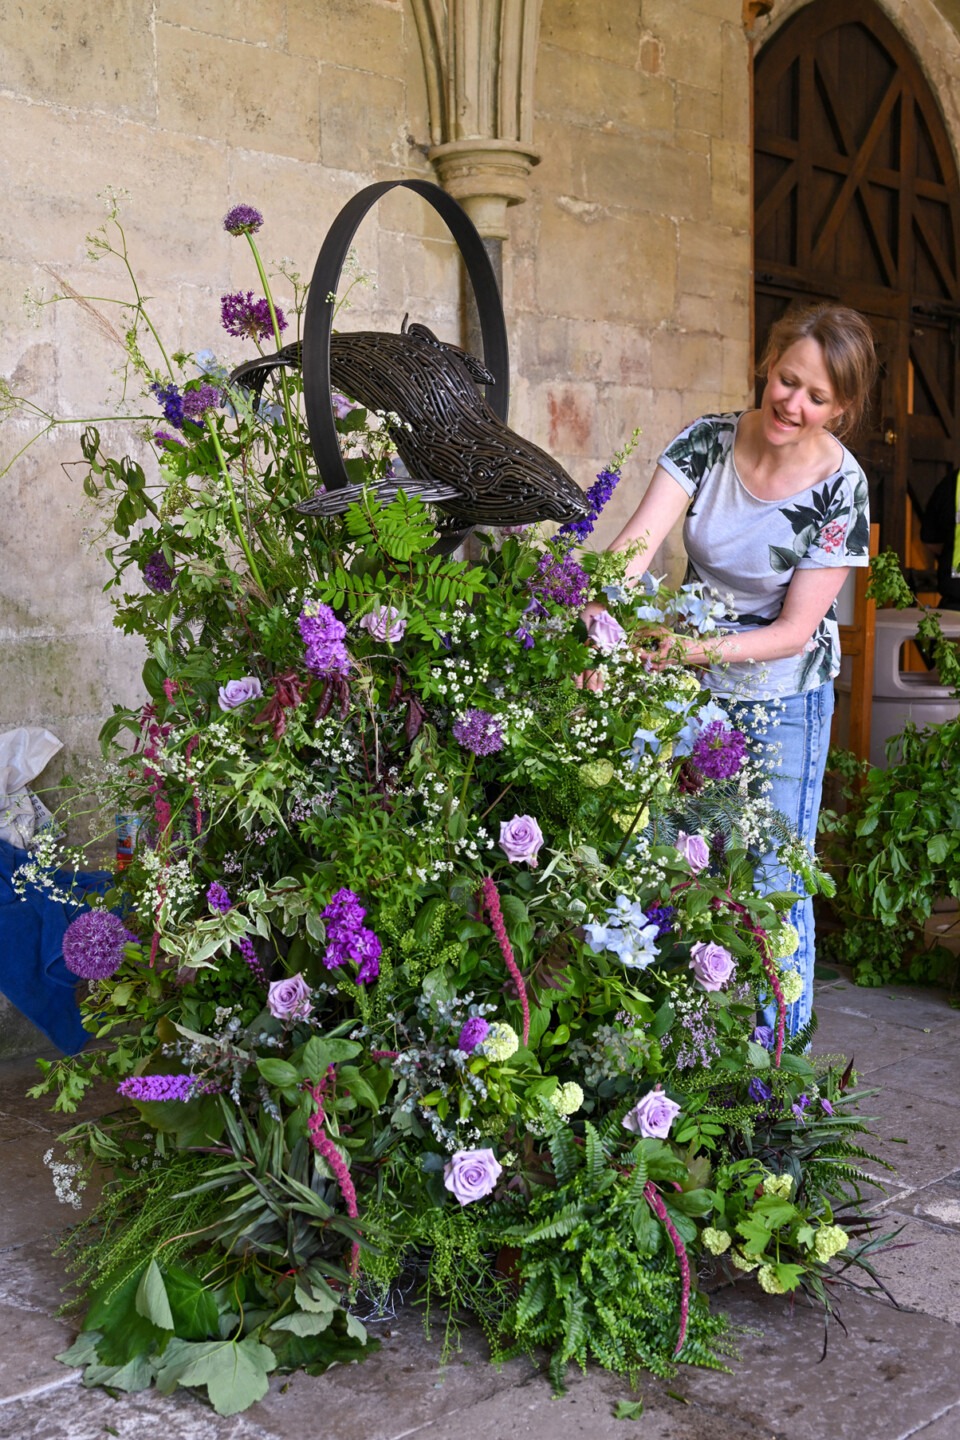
[427,139,540,238]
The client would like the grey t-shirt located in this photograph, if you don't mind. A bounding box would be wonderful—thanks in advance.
[658,412,870,700]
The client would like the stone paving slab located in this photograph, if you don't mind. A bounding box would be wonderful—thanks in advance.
[809,1005,932,1073]
[907,1409,960,1438]
[675,1285,960,1440]
[0,1302,78,1403]
[0,1379,258,1440]
[812,978,960,1035]
[0,1238,73,1315]
[864,1036,960,1107]
[838,1079,958,1194]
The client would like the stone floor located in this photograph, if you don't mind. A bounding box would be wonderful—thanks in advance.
[2,971,959,1440]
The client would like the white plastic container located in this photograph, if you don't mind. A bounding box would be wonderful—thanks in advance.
[869,608,960,768]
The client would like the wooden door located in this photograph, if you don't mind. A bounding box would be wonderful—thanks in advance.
[754,0,960,562]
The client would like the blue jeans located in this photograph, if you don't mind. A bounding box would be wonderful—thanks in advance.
[730,681,835,1035]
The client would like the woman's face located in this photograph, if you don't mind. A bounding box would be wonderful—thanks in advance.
[760,337,845,448]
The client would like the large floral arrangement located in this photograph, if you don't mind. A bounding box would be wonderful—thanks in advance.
[13,199,888,1415]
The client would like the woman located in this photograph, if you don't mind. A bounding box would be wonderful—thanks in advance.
[601,304,877,1033]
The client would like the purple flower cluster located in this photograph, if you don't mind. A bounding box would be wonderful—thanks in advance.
[691,721,747,780]
[221,291,287,342]
[143,551,175,594]
[530,552,590,609]
[645,905,676,940]
[236,935,267,985]
[206,881,232,913]
[751,1024,775,1051]
[458,1016,490,1054]
[117,1074,213,1102]
[556,468,621,545]
[150,381,185,429]
[223,204,264,236]
[748,1078,772,1103]
[299,602,349,677]
[181,384,223,423]
[62,911,135,980]
[153,429,186,449]
[321,887,381,984]
[452,708,504,757]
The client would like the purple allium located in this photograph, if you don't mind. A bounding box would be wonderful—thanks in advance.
[221,291,286,342]
[751,1024,776,1051]
[143,551,175,594]
[117,1074,211,1102]
[645,905,676,940]
[62,910,135,980]
[206,882,232,913]
[181,384,223,423]
[458,1016,491,1054]
[223,204,264,236]
[150,381,185,429]
[452,708,504,757]
[299,601,349,677]
[557,467,621,545]
[530,552,590,609]
[691,722,747,781]
[748,1078,772,1103]
[237,935,267,985]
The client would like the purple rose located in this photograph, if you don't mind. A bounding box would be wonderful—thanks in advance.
[622,1087,681,1139]
[675,830,710,872]
[689,940,735,991]
[359,606,406,643]
[588,610,627,654]
[443,1148,502,1205]
[267,972,312,1020]
[218,676,263,712]
[498,814,544,868]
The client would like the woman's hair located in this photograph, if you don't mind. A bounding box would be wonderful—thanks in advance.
[758,303,879,440]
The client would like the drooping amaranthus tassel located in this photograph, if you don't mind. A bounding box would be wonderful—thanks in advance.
[644,1181,690,1356]
[479,876,530,1046]
[307,1069,360,1277]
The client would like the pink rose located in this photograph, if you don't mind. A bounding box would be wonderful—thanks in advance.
[622,1087,681,1139]
[675,830,710,872]
[689,940,735,991]
[359,606,406,643]
[499,814,544,867]
[443,1147,502,1205]
[588,611,627,654]
[267,972,312,1020]
[218,676,263,711]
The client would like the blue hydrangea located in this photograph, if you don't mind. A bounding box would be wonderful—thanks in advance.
[584,895,660,971]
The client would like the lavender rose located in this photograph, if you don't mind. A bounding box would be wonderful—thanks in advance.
[218,676,263,712]
[267,972,312,1020]
[443,1148,502,1205]
[359,606,406,643]
[622,1087,681,1139]
[689,940,736,991]
[499,814,544,867]
[675,830,710,872]
[587,610,627,654]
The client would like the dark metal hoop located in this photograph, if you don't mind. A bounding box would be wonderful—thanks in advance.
[301,179,510,491]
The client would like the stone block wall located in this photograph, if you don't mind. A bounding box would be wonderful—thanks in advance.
[0,0,757,1051]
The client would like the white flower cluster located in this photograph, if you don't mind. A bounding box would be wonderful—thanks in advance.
[43,1148,86,1209]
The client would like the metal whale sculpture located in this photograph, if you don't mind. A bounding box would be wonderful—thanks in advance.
[229,320,590,538]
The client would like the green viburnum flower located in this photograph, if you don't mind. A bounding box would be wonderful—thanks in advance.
[480,1022,519,1063]
[702,1227,732,1255]
[779,968,804,1005]
[549,1082,584,1115]
[771,922,800,959]
[757,1264,787,1295]
[813,1225,849,1262]
[762,1172,794,1200]
[729,1250,760,1273]
[579,760,615,789]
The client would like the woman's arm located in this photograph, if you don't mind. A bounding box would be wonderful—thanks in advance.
[606,466,692,580]
[668,566,851,666]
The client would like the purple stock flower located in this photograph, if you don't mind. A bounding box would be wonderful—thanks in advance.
[530,552,590,609]
[299,602,349,677]
[751,1024,775,1051]
[221,291,286,342]
[557,468,621,545]
[63,910,135,980]
[143,551,175,594]
[452,708,504,757]
[748,1078,772,1103]
[691,721,747,780]
[458,1017,491,1054]
[206,882,232,914]
[118,1074,209,1102]
[223,204,264,236]
[181,384,223,423]
[150,381,185,429]
[321,887,381,984]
